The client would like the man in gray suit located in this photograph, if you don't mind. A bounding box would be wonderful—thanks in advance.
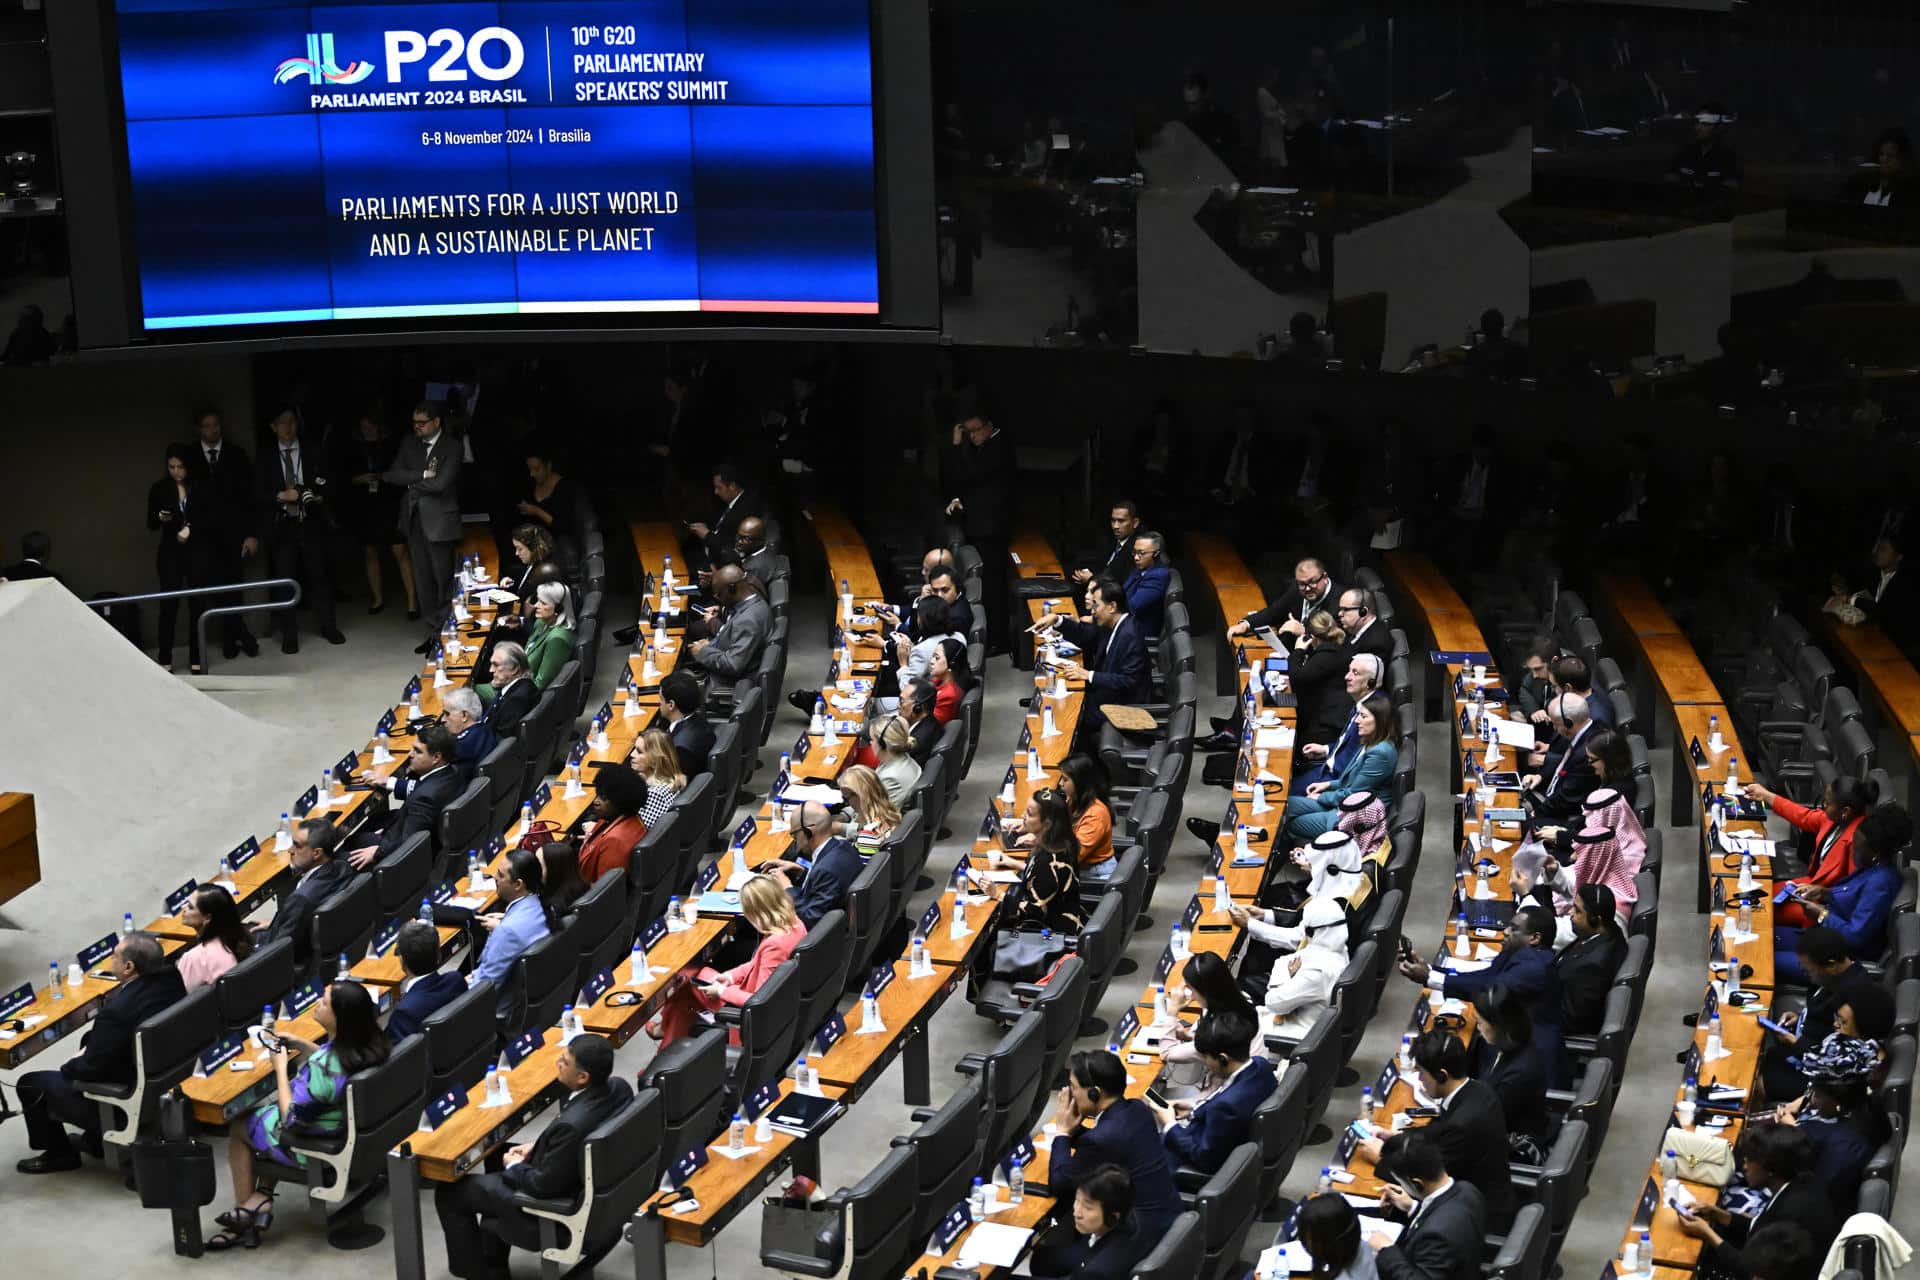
[685,564,771,692]
[385,401,464,652]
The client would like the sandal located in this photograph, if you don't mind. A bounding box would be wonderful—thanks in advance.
[214,1192,274,1232]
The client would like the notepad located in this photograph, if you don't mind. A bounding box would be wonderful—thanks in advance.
[957,1222,1033,1268]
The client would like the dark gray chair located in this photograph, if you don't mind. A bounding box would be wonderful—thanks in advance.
[895,1078,986,1259]
[84,985,222,1156]
[214,938,295,1032]
[643,1027,728,1167]
[512,1088,664,1279]
[422,981,498,1098]
[759,1144,919,1280]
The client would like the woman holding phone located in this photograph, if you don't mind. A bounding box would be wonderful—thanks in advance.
[148,443,214,673]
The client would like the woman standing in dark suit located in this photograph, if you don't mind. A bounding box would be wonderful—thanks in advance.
[334,410,418,618]
[148,443,214,673]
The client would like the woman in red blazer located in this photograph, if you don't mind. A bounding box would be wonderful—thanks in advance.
[929,637,972,724]
[652,875,806,1044]
[1742,776,1878,927]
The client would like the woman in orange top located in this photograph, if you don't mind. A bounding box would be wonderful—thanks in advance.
[653,875,806,1044]
[929,637,972,724]
[575,764,649,884]
[1059,753,1118,882]
[1742,776,1877,927]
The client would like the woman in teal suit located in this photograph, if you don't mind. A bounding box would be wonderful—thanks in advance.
[1284,693,1396,842]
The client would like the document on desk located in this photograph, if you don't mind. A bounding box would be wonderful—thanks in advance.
[1491,718,1536,749]
[958,1223,1034,1268]
[1358,1216,1403,1244]
[777,783,845,806]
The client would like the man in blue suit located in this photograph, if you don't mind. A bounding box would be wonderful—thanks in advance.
[1121,532,1173,636]
[1047,1049,1184,1238]
[1041,577,1152,747]
[385,923,470,1041]
[1398,904,1565,1050]
[758,800,863,929]
[1152,1010,1275,1174]
[1296,653,1384,787]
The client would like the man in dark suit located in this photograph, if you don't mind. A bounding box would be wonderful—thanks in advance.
[384,923,469,1041]
[1548,656,1614,731]
[1040,577,1151,745]
[1337,588,1394,664]
[348,724,463,870]
[736,516,780,588]
[437,688,498,783]
[481,641,541,738]
[659,672,715,777]
[1047,1049,1184,1238]
[1153,1011,1277,1174]
[188,409,261,659]
[254,818,352,970]
[1368,1131,1487,1280]
[435,1034,634,1279]
[1399,905,1563,1047]
[14,935,188,1173]
[1849,535,1920,651]
[1229,556,1343,645]
[385,400,465,650]
[254,407,343,653]
[1555,884,1628,1036]
[1074,499,1142,611]
[1524,693,1600,824]
[686,463,763,567]
[758,801,862,928]
[1676,1125,1838,1274]
[1364,1033,1512,1234]
[0,530,64,587]
[941,409,1016,652]
[1027,1165,1147,1280]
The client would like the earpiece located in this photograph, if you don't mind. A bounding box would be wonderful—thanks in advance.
[1085,1085,1101,1103]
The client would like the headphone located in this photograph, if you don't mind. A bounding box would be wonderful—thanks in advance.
[1085,1084,1100,1102]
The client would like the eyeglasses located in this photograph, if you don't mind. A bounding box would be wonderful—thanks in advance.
[1295,573,1325,589]
[1337,603,1363,613]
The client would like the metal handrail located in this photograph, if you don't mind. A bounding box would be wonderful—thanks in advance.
[83,578,302,673]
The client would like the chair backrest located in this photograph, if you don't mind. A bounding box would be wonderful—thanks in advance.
[908,756,948,848]
[1293,1012,1342,1123]
[568,867,634,995]
[575,1089,666,1253]
[671,772,717,863]
[728,960,802,1106]
[1130,1211,1202,1280]
[309,874,380,976]
[838,1144,922,1280]
[1070,894,1128,1031]
[877,810,926,894]
[1332,940,1380,1061]
[1566,1056,1615,1169]
[792,911,854,1057]
[1486,1202,1550,1280]
[422,981,498,1097]
[845,847,895,983]
[933,720,967,812]
[1029,956,1090,1118]
[331,1034,429,1186]
[978,1010,1046,1178]
[516,694,563,795]
[371,830,434,918]
[1191,1143,1261,1280]
[730,686,767,765]
[501,918,579,1039]
[1628,872,1658,941]
[1535,1119,1590,1248]
[215,937,295,1031]
[1835,717,1877,780]
[1588,985,1633,1083]
[626,810,681,930]
[1251,1061,1310,1211]
[131,985,223,1124]
[1880,1034,1915,1127]
[902,1077,987,1245]
[435,777,492,879]
[959,684,985,776]
[479,735,525,833]
[642,1027,728,1166]
[705,720,743,834]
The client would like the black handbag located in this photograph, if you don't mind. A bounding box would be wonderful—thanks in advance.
[991,924,1071,982]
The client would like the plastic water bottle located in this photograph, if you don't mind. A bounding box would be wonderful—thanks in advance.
[1153,984,1171,1024]
[561,1005,581,1041]
[796,1054,818,1095]
[260,1002,277,1038]
[417,897,434,923]
[1738,852,1756,894]
[1683,1075,1698,1106]
[1398,1034,1414,1072]
[1454,914,1471,957]
[468,848,485,885]
[1726,755,1739,792]
[811,698,827,734]
[911,935,929,974]
[666,895,682,929]
[1214,873,1231,914]
[1706,1013,1723,1058]
[49,960,62,1000]
[377,728,390,759]
[1008,1153,1025,1203]
[1708,713,1722,749]
[950,899,968,940]
[520,801,533,834]
[1315,1167,1334,1196]
[1738,898,1753,935]
[861,986,881,1028]
[729,1111,747,1155]
[212,853,229,889]
[484,1065,504,1105]
[1170,922,1187,958]
[1661,1149,1679,1182]
[628,941,648,987]
[1234,824,1250,857]
[279,812,291,844]
[122,911,134,938]
[1360,1087,1375,1122]
[409,688,421,716]
[779,751,791,778]
[336,952,350,979]
[1478,808,1492,847]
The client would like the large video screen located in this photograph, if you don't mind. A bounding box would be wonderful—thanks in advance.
[112,0,881,332]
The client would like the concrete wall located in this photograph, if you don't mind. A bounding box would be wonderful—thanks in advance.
[0,356,253,599]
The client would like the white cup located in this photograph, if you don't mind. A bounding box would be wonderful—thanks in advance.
[1675,1099,1696,1128]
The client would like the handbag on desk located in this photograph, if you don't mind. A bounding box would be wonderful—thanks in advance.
[1663,1125,1736,1186]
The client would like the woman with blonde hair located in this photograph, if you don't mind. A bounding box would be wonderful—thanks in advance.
[868,714,922,805]
[628,725,686,828]
[653,875,806,1044]
[837,765,902,849]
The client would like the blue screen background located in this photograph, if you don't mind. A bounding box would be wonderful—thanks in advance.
[114,0,879,329]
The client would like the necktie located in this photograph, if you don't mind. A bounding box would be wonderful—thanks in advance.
[282,447,300,487]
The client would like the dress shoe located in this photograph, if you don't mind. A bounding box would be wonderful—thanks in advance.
[367,600,385,615]
[321,628,346,645]
[413,639,433,655]
[1681,1013,1699,1028]
[1201,755,1236,787]
[1210,715,1233,733]
[787,689,821,715]
[240,637,260,658]
[612,624,640,645]
[405,608,421,622]
[78,1131,104,1159]
[281,634,299,655]
[17,1152,81,1174]
[1199,730,1239,753]
[1187,817,1222,846]
[222,640,240,660]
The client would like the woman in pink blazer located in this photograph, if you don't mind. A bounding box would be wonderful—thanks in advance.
[653,875,807,1045]
[176,884,255,991]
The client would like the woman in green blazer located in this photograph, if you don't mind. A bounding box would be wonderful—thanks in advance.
[1283,693,1397,842]
[479,581,575,699]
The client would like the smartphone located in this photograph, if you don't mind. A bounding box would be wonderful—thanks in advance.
[1195,923,1233,933]
[1398,937,1416,961]
[1144,1087,1169,1108]
[1756,1016,1791,1037]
